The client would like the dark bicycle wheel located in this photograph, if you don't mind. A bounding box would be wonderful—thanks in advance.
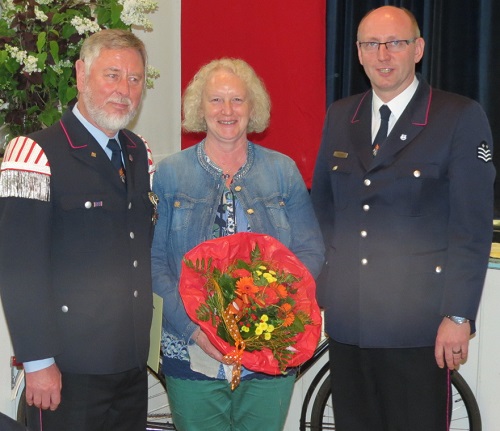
[16,387,26,426]
[450,370,482,431]
[146,366,176,430]
[309,374,333,431]
[309,370,481,431]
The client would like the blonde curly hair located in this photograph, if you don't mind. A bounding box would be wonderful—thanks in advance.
[182,58,271,133]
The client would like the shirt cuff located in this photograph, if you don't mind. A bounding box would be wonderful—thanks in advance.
[23,358,55,373]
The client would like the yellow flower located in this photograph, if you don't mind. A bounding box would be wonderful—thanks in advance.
[266,324,275,332]
[261,315,269,322]
[263,273,277,283]
[258,322,268,331]
[259,265,267,270]
[255,327,263,335]
[241,326,250,333]
[269,270,276,275]
[255,270,262,276]
[264,332,271,340]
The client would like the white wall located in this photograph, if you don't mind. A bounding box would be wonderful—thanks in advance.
[471,269,500,431]
[132,0,182,162]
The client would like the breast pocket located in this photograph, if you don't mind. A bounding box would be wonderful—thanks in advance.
[57,193,124,252]
[393,163,443,216]
[262,195,292,245]
[170,194,196,233]
[328,157,353,210]
[168,194,202,253]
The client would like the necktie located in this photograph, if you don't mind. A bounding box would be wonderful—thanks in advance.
[107,139,126,182]
[107,139,123,170]
[372,104,391,156]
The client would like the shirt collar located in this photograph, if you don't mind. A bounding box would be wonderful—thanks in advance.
[372,75,419,121]
[72,103,120,152]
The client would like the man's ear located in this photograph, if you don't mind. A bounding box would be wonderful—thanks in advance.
[75,59,86,93]
[356,42,364,66]
[414,37,425,63]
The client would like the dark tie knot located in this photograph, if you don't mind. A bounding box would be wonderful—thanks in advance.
[107,139,123,171]
[379,104,391,121]
[107,139,121,154]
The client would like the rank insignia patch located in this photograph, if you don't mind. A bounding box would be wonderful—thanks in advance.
[477,141,492,163]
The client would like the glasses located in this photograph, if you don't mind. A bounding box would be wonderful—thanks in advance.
[357,38,418,53]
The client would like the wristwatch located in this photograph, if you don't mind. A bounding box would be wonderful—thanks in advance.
[445,315,469,325]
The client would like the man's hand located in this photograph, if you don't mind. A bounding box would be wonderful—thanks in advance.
[435,317,471,370]
[25,363,62,411]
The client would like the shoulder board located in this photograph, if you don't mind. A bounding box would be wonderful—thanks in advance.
[138,134,156,175]
[1,136,51,175]
[0,136,51,201]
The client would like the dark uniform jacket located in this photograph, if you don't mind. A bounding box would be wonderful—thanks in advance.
[311,77,495,348]
[0,108,156,374]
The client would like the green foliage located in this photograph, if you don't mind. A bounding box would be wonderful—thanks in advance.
[195,303,212,322]
[0,0,157,137]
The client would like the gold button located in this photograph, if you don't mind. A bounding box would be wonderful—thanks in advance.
[332,166,338,171]
[174,201,181,208]
[414,170,421,178]
[246,209,254,215]
[234,186,242,192]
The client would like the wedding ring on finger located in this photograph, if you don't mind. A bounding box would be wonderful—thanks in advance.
[452,348,462,355]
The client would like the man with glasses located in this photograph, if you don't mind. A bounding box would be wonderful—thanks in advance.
[311,6,495,430]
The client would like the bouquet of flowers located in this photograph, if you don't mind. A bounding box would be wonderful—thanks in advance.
[180,232,322,389]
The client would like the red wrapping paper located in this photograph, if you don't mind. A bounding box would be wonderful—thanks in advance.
[179,232,322,375]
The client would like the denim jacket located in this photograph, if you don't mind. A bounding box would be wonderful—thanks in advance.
[151,141,325,344]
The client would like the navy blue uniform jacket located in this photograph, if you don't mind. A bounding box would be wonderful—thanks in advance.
[311,77,495,348]
[0,109,156,373]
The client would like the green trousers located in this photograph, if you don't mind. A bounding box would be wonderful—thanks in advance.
[165,374,295,431]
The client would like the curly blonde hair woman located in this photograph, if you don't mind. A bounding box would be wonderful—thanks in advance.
[151,57,325,431]
[182,57,271,133]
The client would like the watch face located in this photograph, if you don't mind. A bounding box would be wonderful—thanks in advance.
[448,316,468,325]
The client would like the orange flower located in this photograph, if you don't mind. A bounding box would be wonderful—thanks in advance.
[273,283,288,299]
[279,303,292,313]
[278,303,295,327]
[236,277,259,303]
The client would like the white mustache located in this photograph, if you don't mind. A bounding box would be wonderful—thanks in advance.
[108,97,132,106]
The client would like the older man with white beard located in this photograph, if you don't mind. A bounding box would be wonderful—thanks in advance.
[0,29,156,431]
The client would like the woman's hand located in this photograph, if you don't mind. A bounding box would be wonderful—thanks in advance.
[192,328,232,364]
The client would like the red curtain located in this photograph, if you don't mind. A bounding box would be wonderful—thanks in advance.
[181,0,326,187]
